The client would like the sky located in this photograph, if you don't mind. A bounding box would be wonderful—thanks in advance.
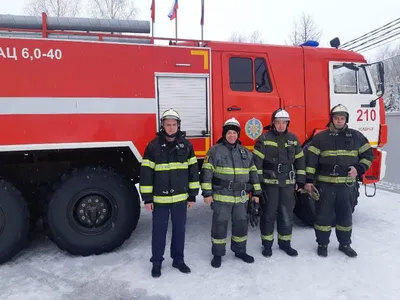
[1,0,400,60]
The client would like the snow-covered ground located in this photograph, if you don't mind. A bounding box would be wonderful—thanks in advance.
[0,188,399,300]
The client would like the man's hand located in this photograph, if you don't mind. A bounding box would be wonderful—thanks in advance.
[145,203,154,212]
[304,183,314,192]
[204,196,213,204]
[188,202,195,209]
[252,196,259,203]
[348,166,358,178]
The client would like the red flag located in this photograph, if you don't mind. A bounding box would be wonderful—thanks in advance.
[150,0,155,23]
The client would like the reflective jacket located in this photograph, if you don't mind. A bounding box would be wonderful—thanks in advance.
[253,130,306,187]
[139,131,200,204]
[305,124,374,185]
[200,138,261,203]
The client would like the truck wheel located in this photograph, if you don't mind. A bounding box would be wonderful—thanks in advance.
[0,179,30,264]
[45,167,140,256]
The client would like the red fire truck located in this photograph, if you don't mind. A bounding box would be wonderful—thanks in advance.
[0,13,387,264]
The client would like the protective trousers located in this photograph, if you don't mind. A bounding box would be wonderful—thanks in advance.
[260,185,295,247]
[150,201,187,265]
[314,183,353,246]
[211,201,248,256]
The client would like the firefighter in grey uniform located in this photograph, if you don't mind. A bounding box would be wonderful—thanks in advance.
[305,104,374,257]
[253,108,306,257]
[200,118,261,268]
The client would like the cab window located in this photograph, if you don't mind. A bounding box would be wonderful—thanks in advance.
[229,57,273,93]
[333,64,372,94]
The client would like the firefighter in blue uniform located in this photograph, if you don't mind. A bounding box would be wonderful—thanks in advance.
[139,109,200,277]
[305,104,374,257]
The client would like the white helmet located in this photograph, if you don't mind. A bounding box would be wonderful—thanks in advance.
[273,109,290,121]
[161,108,181,122]
[223,117,241,128]
[330,104,349,122]
[223,117,241,137]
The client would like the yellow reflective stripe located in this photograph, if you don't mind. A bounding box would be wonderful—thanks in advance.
[278,234,292,241]
[201,182,212,190]
[360,158,372,167]
[261,234,274,241]
[285,179,296,184]
[320,150,358,157]
[336,225,352,231]
[153,193,188,203]
[189,181,200,189]
[155,162,188,171]
[308,146,320,155]
[250,165,258,172]
[141,159,155,169]
[140,186,153,193]
[213,194,249,203]
[359,143,371,154]
[253,149,265,159]
[295,150,304,159]
[232,235,247,243]
[264,141,278,147]
[257,170,263,175]
[285,141,298,147]
[253,183,261,191]
[264,179,279,184]
[297,170,306,175]
[202,162,214,170]
[188,156,197,165]
[316,175,357,184]
[306,167,316,174]
[212,237,227,244]
[215,167,250,175]
[314,224,332,232]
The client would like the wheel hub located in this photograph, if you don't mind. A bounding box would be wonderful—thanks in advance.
[74,195,111,228]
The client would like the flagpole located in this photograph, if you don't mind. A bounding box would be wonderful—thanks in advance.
[175,8,178,43]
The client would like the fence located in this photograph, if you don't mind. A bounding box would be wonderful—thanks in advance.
[378,112,400,192]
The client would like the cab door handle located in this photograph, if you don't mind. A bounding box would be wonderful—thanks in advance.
[227,106,241,111]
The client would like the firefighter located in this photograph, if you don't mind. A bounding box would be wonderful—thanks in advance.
[139,108,200,278]
[253,108,306,257]
[200,118,261,268]
[304,104,374,257]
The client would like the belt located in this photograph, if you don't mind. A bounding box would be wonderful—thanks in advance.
[263,162,294,174]
[212,178,253,192]
[317,164,350,177]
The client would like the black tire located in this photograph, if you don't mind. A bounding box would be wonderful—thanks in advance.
[0,179,30,264]
[45,167,140,256]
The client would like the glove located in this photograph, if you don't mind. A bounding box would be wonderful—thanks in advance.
[299,185,320,201]
[248,200,262,228]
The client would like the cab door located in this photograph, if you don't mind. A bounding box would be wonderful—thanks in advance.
[329,61,381,146]
[221,53,280,148]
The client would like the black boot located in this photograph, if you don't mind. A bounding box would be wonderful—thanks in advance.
[279,244,298,257]
[317,245,328,257]
[339,244,357,257]
[235,252,255,263]
[172,261,191,273]
[211,255,222,268]
[151,264,161,278]
[262,247,272,257]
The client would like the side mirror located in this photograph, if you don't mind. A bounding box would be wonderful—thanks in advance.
[377,61,385,97]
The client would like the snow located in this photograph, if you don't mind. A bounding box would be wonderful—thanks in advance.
[1,188,400,300]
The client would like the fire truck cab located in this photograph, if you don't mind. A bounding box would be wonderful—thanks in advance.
[0,13,387,264]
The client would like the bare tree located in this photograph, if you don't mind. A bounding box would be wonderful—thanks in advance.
[372,43,400,111]
[88,0,139,20]
[24,0,81,17]
[288,12,322,45]
[229,30,265,44]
